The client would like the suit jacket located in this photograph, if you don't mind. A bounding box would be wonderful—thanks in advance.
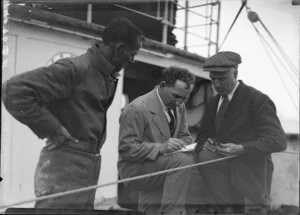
[195,81,287,204]
[118,87,192,180]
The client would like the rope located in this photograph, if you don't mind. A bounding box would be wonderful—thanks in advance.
[259,19,299,77]
[245,6,298,86]
[217,0,247,51]
[251,22,299,112]
[0,149,297,210]
[0,155,237,210]
[282,150,299,155]
[254,21,298,88]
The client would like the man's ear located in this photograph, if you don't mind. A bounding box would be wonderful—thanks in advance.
[114,43,126,54]
[160,81,166,88]
[234,70,238,79]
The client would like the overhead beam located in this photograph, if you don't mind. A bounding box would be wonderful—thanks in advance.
[292,0,300,5]
[8,4,206,63]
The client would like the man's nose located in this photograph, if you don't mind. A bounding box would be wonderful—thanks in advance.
[128,55,135,64]
[128,58,135,64]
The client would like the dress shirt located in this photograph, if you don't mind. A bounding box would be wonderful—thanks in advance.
[217,81,240,112]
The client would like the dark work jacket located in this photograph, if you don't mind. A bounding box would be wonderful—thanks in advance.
[2,43,118,151]
[195,81,287,204]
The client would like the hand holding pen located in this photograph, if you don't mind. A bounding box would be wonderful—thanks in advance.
[160,138,186,154]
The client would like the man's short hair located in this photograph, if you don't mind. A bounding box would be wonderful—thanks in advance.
[102,17,144,47]
[162,67,195,89]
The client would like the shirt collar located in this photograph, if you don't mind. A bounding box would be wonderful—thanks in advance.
[156,87,167,110]
[87,43,116,77]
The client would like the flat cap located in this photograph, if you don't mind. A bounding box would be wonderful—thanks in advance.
[203,51,242,72]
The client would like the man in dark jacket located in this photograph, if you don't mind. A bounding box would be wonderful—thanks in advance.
[195,51,287,213]
[2,17,144,209]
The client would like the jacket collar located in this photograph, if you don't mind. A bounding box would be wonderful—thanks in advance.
[229,80,247,102]
[147,86,162,114]
[220,80,248,120]
[87,43,115,77]
[147,86,171,139]
[216,80,245,101]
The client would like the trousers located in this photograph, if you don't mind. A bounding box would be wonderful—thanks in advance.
[127,152,193,215]
[197,151,244,213]
[34,145,101,209]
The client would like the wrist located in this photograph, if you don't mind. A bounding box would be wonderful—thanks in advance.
[159,144,166,154]
[48,125,62,138]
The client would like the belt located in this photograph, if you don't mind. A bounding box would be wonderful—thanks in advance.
[62,141,101,159]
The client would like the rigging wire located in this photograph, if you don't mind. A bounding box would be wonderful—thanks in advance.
[0,155,238,210]
[0,149,297,210]
[217,0,248,51]
[246,6,298,79]
[259,19,299,77]
[250,22,298,88]
[251,22,299,112]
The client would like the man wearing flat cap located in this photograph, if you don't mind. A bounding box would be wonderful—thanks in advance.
[195,51,286,213]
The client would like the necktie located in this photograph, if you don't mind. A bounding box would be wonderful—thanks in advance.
[167,108,175,136]
[215,95,229,133]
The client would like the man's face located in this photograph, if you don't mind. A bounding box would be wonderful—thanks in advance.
[111,37,142,72]
[209,68,237,96]
[161,80,194,109]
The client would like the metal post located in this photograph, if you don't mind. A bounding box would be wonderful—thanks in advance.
[87,4,92,23]
[157,0,160,18]
[208,1,213,56]
[162,0,169,44]
[183,0,189,51]
[215,0,221,53]
[170,0,174,25]
[205,0,209,52]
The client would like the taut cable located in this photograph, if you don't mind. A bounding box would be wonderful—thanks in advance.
[0,155,237,210]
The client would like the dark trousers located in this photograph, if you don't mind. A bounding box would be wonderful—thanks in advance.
[197,151,245,213]
[128,152,193,215]
[34,146,101,209]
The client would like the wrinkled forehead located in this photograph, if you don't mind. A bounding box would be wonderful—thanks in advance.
[173,80,193,92]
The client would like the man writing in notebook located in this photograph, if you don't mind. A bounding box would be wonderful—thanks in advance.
[118,66,195,215]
